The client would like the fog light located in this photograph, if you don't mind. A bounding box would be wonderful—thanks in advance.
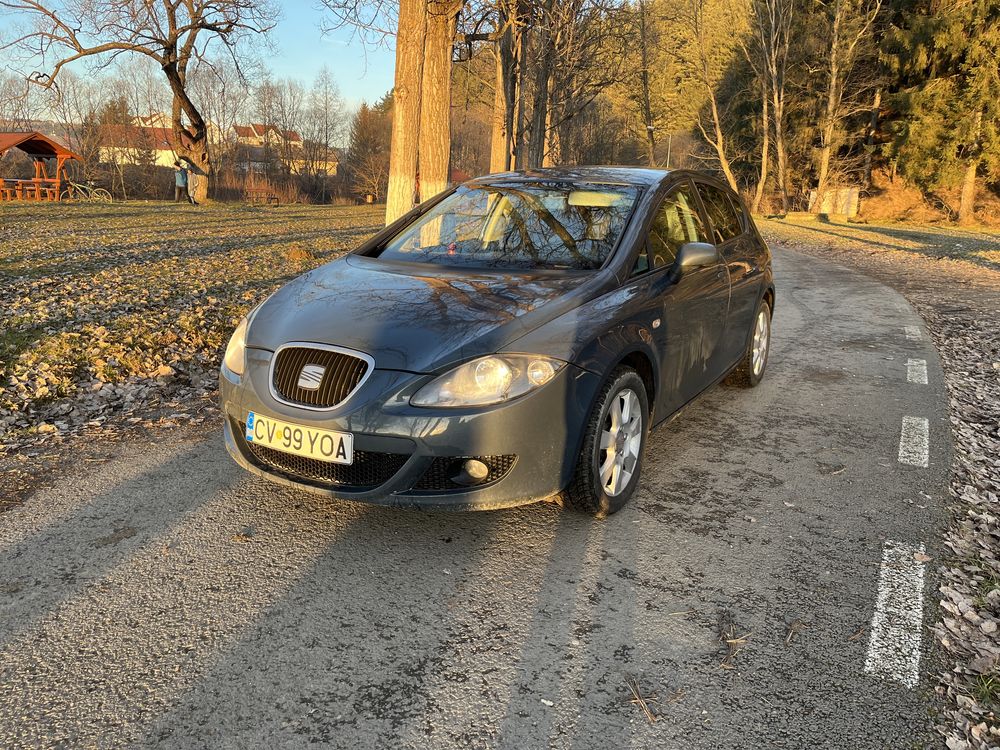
[451,459,490,486]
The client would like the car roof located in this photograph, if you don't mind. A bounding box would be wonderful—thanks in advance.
[467,166,674,188]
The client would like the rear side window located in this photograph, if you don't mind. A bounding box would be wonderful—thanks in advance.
[647,185,707,268]
[697,183,743,244]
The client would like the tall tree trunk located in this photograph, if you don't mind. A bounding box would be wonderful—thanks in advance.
[527,16,553,168]
[512,27,531,170]
[418,0,457,202]
[489,41,509,172]
[638,0,656,166]
[707,91,739,191]
[542,73,557,166]
[863,87,881,189]
[751,76,770,215]
[490,6,516,173]
[772,86,788,214]
[813,0,842,213]
[545,81,564,166]
[166,80,211,203]
[958,158,978,226]
[958,109,983,226]
[386,0,427,223]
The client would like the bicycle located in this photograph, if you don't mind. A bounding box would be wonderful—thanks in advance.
[60,179,113,203]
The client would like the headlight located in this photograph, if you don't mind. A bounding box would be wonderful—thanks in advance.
[411,354,566,407]
[223,316,248,376]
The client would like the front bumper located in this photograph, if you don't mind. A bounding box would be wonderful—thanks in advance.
[220,348,602,510]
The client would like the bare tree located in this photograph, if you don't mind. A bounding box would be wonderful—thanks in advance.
[0,73,36,130]
[737,13,770,213]
[0,0,277,202]
[274,78,306,172]
[303,67,346,201]
[189,57,254,191]
[48,70,106,175]
[354,149,391,200]
[750,0,795,213]
[662,0,748,192]
[811,0,881,210]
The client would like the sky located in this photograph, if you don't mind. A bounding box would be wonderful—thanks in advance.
[0,0,397,111]
[262,2,396,108]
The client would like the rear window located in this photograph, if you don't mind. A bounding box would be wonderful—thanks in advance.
[372,183,639,271]
[697,183,744,243]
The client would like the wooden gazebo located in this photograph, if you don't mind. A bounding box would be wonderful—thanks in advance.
[0,132,80,201]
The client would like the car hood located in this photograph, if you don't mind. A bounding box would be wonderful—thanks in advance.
[246,254,594,373]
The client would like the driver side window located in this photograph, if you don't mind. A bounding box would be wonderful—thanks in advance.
[648,185,706,268]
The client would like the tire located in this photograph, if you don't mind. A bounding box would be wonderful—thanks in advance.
[726,298,772,388]
[562,366,650,517]
[59,188,73,202]
[91,189,113,203]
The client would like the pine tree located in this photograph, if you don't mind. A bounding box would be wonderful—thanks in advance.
[883,0,1000,224]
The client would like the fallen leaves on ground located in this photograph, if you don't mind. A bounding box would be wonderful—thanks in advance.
[0,201,383,485]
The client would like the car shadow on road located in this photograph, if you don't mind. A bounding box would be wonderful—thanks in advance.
[125,497,661,749]
[0,440,242,650]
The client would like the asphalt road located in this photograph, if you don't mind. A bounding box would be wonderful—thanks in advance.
[0,248,951,749]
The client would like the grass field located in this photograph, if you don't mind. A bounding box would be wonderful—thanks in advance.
[0,202,384,449]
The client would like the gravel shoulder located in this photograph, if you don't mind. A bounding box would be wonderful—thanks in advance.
[762,217,1000,750]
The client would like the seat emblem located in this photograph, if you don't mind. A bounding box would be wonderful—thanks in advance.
[297,364,325,391]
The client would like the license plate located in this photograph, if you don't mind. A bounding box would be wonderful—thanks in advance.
[245,411,353,465]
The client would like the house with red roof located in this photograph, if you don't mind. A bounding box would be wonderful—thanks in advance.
[233,123,303,149]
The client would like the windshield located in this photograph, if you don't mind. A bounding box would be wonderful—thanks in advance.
[371,182,639,271]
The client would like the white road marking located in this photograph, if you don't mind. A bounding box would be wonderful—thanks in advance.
[865,540,927,689]
[904,326,922,341]
[906,359,928,385]
[898,416,929,467]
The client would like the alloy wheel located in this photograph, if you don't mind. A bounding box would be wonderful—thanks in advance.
[598,388,642,497]
[752,309,770,377]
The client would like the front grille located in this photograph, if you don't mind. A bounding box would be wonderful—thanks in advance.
[410,455,517,493]
[241,424,408,490]
[272,346,369,408]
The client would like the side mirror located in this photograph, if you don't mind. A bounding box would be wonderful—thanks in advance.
[670,242,720,282]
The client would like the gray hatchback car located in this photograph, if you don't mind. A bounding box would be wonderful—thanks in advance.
[220,167,774,516]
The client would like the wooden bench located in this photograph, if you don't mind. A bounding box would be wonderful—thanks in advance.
[0,180,58,201]
[244,187,279,205]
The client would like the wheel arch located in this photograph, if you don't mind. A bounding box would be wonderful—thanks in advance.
[617,350,656,410]
[763,284,775,316]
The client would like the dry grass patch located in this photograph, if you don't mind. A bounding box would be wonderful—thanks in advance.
[0,201,383,455]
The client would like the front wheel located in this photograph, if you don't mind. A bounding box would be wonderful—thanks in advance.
[726,298,771,387]
[561,367,650,517]
[91,189,113,203]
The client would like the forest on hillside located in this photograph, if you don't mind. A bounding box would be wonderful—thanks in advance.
[428,0,1000,223]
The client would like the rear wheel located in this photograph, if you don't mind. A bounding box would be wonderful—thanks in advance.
[562,367,649,517]
[726,298,771,387]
